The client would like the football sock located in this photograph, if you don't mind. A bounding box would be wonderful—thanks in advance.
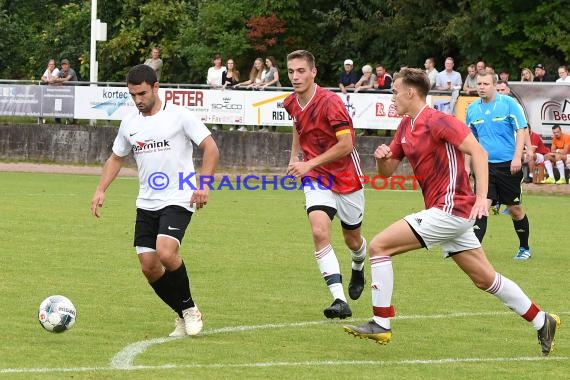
[473,215,487,243]
[485,272,544,329]
[350,237,367,271]
[370,256,394,329]
[544,160,555,178]
[150,270,183,317]
[512,215,529,249]
[315,244,346,302]
[171,261,195,310]
[556,160,566,179]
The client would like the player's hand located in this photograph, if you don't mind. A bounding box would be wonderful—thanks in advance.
[190,189,209,210]
[510,158,522,174]
[374,144,392,159]
[91,190,105,218]
[287,161,311,178]
[469,197,489,220]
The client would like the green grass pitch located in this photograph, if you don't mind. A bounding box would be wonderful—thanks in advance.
[0,171,568,379]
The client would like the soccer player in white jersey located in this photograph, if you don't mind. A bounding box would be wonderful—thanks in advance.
[91,64,219,337]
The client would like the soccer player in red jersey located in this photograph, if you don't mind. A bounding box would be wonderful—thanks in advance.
[284,50,366,319]
[343,68,560,356]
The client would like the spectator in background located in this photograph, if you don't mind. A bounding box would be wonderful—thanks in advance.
[221,58,240,89]
[499,70,510,81]
[542,125,570,184]
[41,59,60,85]
[523,125,550,183]
[354,64,376,92]
[486,66,499,82]
[258,56,281,88]
[496,80,512,96]
[424,57,438,89]
[476,60,487,76]
[57,59,77,84]
[463,64,478,95]
[236,58,266,88]
[339,59,359,94]
[556,65,570,83]
[57,58,78,124]
[520,68,534,82]
[221,58,243,132]
[258,56,282,132]
[373,64,392,90]
[533,64,556,82]
[206,54,226,88]
[144,47,163,81]
[40,59,60,124]
[435,57,462,90]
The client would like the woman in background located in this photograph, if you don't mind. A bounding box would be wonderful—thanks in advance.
[520,68,534,82]
[222,58,240,88]
[236,58,266,88]
[258,56,281,88]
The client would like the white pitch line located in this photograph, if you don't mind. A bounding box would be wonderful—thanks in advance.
[110,310,564,369]
[2,310,565,375]
[2,356,568,374]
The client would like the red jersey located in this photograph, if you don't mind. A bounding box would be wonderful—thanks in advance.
[390,106,475,218]
[284,85,363,194]
[530,131,549,155]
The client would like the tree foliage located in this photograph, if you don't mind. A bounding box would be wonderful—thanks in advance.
[1,0,568,85]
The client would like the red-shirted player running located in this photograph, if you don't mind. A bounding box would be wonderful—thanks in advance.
[285,50,366,319]
[343,68,560,356]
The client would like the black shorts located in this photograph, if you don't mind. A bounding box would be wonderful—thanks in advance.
[488,162,523,205]
[134,205,193,249]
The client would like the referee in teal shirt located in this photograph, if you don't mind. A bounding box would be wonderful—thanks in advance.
[466,73,532,260]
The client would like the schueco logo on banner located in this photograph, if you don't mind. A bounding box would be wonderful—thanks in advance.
[211,96,243,112]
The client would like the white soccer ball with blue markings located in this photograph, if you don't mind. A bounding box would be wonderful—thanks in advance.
[38,295,76,333]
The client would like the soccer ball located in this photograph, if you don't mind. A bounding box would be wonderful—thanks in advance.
[38,295,76,333]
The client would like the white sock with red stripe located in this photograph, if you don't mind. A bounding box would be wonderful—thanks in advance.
[350,237,367,271]
[485,272,545,330]
[370,256,394,329]
[315,244,346,302]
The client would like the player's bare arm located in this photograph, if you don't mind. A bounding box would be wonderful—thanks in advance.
[288,127,301,165]
[192,136,219,210]
[287,132,353,178]
[511,128,527,174]
[458,133,489,220]
[556,142,570,160]
[91,153,125,218]
[374,144,400,177]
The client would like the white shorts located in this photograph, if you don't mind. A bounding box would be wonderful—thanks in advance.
[524,152,544,164]
[554,151,570,163]
[303,182,364,227]
[403,208,481,258]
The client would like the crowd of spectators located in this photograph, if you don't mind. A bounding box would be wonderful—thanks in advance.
[37,50,569,136]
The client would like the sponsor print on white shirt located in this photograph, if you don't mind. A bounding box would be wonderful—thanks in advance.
[112,103,211,211]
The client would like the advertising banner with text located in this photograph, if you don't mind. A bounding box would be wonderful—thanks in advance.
[509,82,570,136]
[1,83,564,134]
[0,85,42,116]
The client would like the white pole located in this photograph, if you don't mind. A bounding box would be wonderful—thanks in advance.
[90,0,97,85]
[89,0,97,125]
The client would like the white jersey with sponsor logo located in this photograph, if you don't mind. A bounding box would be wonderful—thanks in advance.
[112,103,211,212]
